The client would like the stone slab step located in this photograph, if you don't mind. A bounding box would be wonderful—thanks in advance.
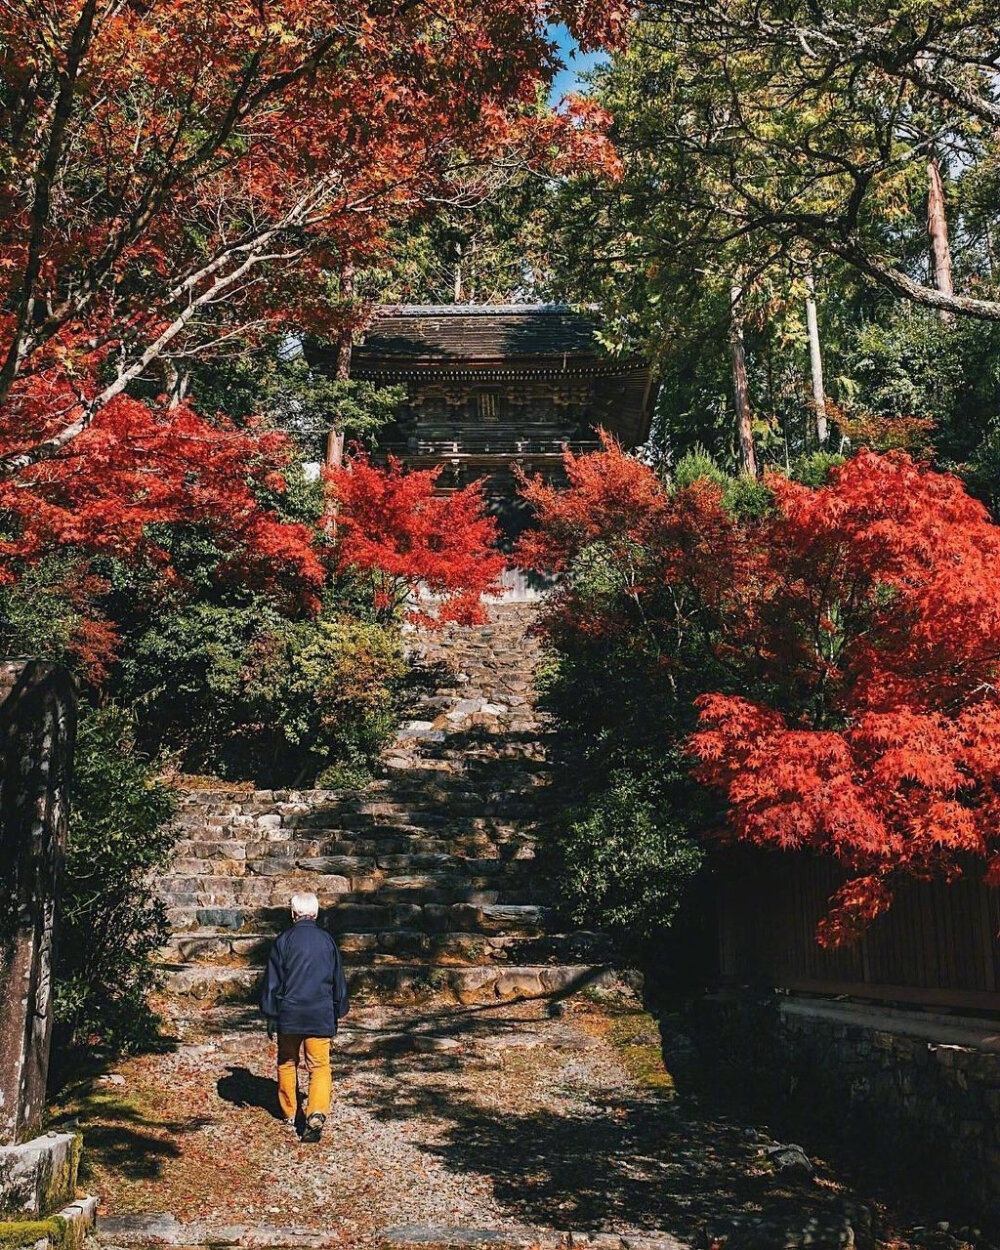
[159,927,612,968]
[177,769,549,802]
[170,836,535,862]
[164,901,552,937]
[160,961,621,1005]
[163,852,536,879]
[174,811,536,837]
[158,870,534,893]
[176,792,544,822]
[158,880,548,910]
[97,1215,685,1250]
[98,1213,332,1248]
[379,1225,689,1250]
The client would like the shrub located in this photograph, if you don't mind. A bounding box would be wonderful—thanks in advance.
[525,441,1000,945]
[556,759,705,943]
[244,613,407,785]
[54,704,176,1054]
[118,584,406,786]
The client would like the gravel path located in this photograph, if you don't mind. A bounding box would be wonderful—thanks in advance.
[50,993,982,1250]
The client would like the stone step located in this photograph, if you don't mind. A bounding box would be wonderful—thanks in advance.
[163,851,537,881]
[176,776,551,813]
[160,927,612,968]
[169,835,536,862]
[165,900,552,937]
[160,960,620,1006]
[158,875,545,910]
[174,805,548,836]
[171,815,532,843]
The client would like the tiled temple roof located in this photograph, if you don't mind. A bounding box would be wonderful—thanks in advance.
[352,304,602,365]
[305,304,656,449]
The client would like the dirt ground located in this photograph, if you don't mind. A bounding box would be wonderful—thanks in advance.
[49,993,990,1250]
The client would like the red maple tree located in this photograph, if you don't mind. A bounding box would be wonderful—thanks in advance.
[521,442,1000,944]
[0,1,625,674]
[0,1,623,480]
[327,456,505,625]
[0,397,322,597]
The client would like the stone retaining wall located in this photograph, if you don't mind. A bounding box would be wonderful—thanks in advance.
[685,991,1000,1227]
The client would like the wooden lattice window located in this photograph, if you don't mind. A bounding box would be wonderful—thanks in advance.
[476,389,503,422]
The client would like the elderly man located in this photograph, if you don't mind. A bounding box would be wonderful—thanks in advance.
[260,892,349,1143]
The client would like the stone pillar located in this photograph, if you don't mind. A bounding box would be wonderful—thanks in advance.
[0,662,77,1145]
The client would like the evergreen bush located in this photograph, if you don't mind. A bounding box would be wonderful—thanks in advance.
[54,704,176,1054]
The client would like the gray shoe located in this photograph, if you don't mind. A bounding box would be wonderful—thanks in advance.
[302,1112,325,1144]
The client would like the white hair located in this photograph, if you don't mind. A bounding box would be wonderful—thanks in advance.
[290,892,319,921]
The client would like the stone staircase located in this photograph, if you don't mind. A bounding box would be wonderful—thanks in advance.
[156,603,617,1007]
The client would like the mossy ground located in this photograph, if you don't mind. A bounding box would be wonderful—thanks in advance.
[605,1010,677,1096]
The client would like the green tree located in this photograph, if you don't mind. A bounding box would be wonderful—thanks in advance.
[54,705,176,1054]
[599,2,1000,319]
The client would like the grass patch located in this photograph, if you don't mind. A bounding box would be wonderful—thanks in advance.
[606,1010,676,1097]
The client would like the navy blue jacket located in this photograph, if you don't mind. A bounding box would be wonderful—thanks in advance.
[259,919,349,1036]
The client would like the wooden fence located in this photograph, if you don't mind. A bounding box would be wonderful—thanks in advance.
[715,850,1000,1012]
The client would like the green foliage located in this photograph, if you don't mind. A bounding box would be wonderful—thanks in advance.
[556,759,705,942]
[120,595,405,785]
[242,612,407,784]
[673,446,728,490]
[54,704,176,1053]
[720,475,774,519]
[0,556,98,674]
[965,426,1000,514]
[373,174,559,305]
[673,446,773,515]
[789,450,846,487]
[846,310,1000,489]
[185,344,404,460]
[539,544,720,948]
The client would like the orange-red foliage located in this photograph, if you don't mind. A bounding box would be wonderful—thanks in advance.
[0,395,322,596]
[521,442,1000,944]
[327,456,505,625]
[0,1,623,477]
[0,395,325,676]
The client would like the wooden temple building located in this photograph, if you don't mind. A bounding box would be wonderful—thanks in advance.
[316,304,656,536]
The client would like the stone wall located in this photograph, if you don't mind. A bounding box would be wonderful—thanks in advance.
[685,990,1000,1227]
[0,662,77,1145]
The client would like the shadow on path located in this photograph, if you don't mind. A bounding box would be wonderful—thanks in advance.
[216,1065,282,1119]
[334,1003,870,1247]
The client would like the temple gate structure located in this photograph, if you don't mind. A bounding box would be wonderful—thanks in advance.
[313,303,656,540]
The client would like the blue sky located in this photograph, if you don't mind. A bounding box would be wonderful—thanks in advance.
[548,24,607,101]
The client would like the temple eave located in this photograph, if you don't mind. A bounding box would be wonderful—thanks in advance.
[350,359,646,380]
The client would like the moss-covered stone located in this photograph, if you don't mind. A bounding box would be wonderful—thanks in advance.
[0,1196,97,1250]
[0,1133,81,1218]
[0,1217,63,1250]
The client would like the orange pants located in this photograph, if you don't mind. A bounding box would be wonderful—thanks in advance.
[276,1034,332,1120]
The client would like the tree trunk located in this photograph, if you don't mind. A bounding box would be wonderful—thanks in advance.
[333,261,355,383]
[326,260,355,472]
[729,284,757,478]
[804,273,828,446]
[163,359,190,409]
[927,155,955,324]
